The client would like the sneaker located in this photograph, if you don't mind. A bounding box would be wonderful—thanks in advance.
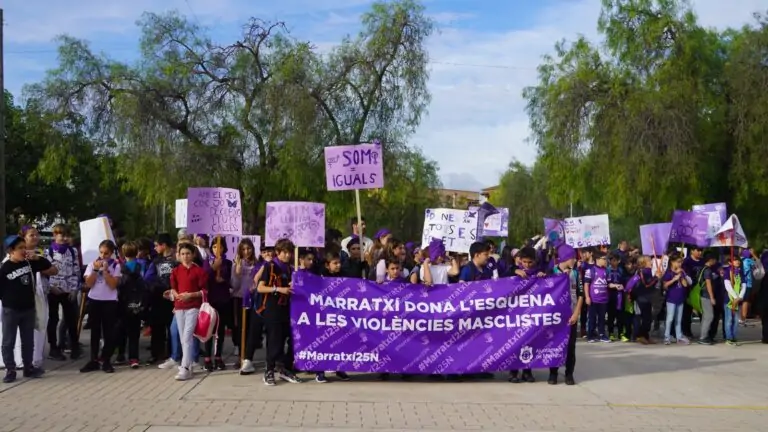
[599,336,612,343]
[158,358,178,369]
[70,348,82,361]
[522,372,536,383]
[23,367,45,378]
[609,335,618,342]
[129,359,140,369]
[620,336,630,343]
[547,374,558,385]
[508,373,521,384]
[564,375,576,386]
[279,369,303,383]
[637,337,649,345]
[203,359,214,372]
[101,362,115,373]
[677,337,690,345]
[214,357,226,371]
[3,370,17,383]
[698,338,714,345]
[240,359,255,375]
[335,371,351,381]
[48,348,67,361]
[80,360,101,373]
[315,372,328,383]
[263,369,276,386]
[664,338,671,345]
[175,367,192,381]
[587,339,598,343]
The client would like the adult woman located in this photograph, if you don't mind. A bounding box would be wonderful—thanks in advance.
[374,238,408,283]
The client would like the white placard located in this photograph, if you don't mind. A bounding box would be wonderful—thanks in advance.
[710,214,748,248]
[421,208,479,254]
[79,217,116,265]
[175,199,188,228]
[563,214,611,248]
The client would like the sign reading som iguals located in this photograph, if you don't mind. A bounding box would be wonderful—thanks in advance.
[290,273,572,374]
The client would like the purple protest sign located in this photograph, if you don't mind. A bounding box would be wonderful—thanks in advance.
[291,272,572,374]
[265,202,325,247]
[544,218,565,245]
[669,210,709,247]
[186,187,242,236]
[469,205,509,237]
[207,235,260,260]
[324,143,384,191]
[692,202,728,243]
[639,223,672,256]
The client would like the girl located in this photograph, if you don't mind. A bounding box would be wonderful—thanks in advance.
[232,238,257,371]
[374,239,408,283]
[170,243,207,380]
[634,256,661,345]
[421,239,460,285]
[240,244,273,375]
[723,255,743,345]
[204,236,232,371]
[367,229,391,266]
[80,240,121,374]
[662,253,690,345]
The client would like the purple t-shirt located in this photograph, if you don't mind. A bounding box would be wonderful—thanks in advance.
[584,265,609,304]
[663,269,687,305]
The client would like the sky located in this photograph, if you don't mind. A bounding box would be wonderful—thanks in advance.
[3,0,765,191]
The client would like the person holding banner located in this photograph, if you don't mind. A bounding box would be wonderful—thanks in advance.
[549,244,582,386]
[341,238,369,279]
[509,247,546,384]
[256,239,303,386]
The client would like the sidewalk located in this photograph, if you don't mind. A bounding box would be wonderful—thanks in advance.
[0,324,766,431]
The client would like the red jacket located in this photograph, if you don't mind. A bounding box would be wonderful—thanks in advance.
[170,263,208,310]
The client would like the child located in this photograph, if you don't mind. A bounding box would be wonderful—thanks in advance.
[421,239,460,285]
[383,258,408,283]
[116,241,149,368]
[584,252,611,343]
[204,236,233,371]
[298,248,317,274]
[80,240,122,374]
[577,247,595,337]
[150,233,179,366]
[239,243,271,375]
[458,242,493,282]
[606,254,623,340]
[698,252,720,345]
[723,255,743,345]
[634,256,660,345]
[662,252,690,345]
[342,238,370,279]
[548,244,582,385]
[169,242,208,381]
[620,258,637,342]
[740,249,754,326]
[1,235,55,383]
[313,251,352,383]
[257,238,303,386]
[45,223,82,361]
[509,246,544,383]
[232,238,258,370]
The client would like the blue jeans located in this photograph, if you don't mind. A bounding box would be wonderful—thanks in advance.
[664,302,684,340]
[170,315,199,362]
[723,304,740,341]
[587,302,608,339]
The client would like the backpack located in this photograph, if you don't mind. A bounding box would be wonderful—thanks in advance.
[686,267,707,314]
[194,291,219,347]
[118,262,148,315]
[752,259,765,281]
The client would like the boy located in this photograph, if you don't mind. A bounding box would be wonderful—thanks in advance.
[313,251,352,383]
[548,244,582,385]
[509,246,544,384]
[45,224,82,361]
[257,239,302,386]
[149,234,177,364]
[584,252,611,343]
[606,254,623,341]
[682,247,705,339]
[458,242,493,282]
[298,248,317,274]
[342,238,369,279]
[577,247,595,337]
[383,259,408,283]
[698,252,719,345]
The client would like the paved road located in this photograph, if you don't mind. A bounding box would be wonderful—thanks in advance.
[1,324,767,431]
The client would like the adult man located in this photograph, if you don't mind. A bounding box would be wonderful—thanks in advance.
[340,217,373,255]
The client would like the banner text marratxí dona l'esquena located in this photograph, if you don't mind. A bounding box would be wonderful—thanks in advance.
[291,273,572,375]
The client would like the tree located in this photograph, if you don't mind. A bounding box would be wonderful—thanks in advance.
[25,0,440,235]
[517,0,768,241]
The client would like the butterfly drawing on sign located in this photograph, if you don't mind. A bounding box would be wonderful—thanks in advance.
[467,211,477,218]
[227,199,238,208]
[313,206,325,218]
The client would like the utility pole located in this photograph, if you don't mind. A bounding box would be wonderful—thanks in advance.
[0,8,6,253]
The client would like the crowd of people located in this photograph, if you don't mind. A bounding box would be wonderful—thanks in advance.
[0,217,766,388]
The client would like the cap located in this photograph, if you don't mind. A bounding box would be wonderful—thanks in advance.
[375,229,391,240]
[556,244,577,263]
[4,235,24,250]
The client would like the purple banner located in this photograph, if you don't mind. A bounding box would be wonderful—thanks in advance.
[669,210,709,247]
[324,143,384,191]
[291,272,572,374]
[544,218,565,245]
[265,202,325,247]
[186,187,242,236]
[639,223,671,256]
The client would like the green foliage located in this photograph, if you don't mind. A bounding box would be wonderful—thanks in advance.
[497,0,768,244]
[19,0,442,238]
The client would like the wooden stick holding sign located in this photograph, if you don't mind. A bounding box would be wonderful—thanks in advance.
[323,141,384,277]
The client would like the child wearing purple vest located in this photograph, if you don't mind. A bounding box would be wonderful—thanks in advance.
[585,252,611,343]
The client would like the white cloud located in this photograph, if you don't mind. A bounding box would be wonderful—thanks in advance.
[410,0,764,190]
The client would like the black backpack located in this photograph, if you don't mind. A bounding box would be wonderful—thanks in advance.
[118,263,148,315]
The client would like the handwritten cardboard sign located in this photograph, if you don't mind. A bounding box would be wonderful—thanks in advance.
[421,208,479,253]
[265,202,325,247]
[563,214,611,248]
[469,206,509,237]
[175,199,187,228]
[324,143,384,191]
[186,188,242,236]
[669,210,710,247]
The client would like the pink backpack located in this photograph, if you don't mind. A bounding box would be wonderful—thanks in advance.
[194,292,219,345]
